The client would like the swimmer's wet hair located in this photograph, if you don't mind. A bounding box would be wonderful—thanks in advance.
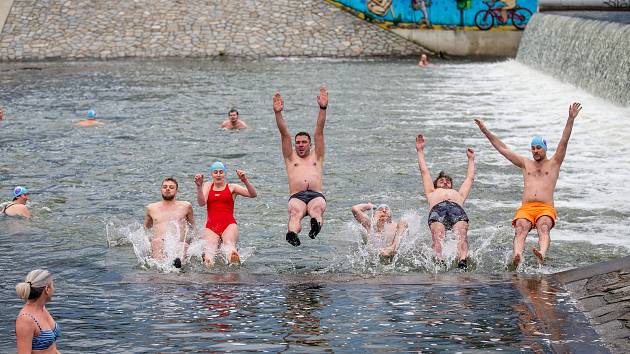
[295,131,311,142]
[433,171,453,188]
[162,177,178,190]
[15,269,53,301]
[228,108,238,116]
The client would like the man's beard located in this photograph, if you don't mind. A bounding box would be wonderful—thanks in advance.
[162,194,175,201]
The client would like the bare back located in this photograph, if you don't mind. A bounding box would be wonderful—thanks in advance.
[284,151,323,194]
[521,158,561,204]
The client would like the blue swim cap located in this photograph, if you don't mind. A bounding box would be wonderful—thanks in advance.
[531,136,547,151]
[210,161,226,173]
[13,186,29,198]
[87,110,96,119]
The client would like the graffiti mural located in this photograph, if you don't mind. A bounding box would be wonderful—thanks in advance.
[329,0,538,29]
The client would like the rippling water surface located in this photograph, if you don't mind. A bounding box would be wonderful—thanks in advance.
[1,58,628,352]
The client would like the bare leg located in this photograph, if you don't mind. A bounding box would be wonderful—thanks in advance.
[287,199,307,246]
[512,219,532,268]
[151,238,165,260]
[533,216,553,265]
[307,197,326,239]
[202,228,220,267]
[452,221,469,261]
[221,224,241,264]
[430,222,446,260]
[501,8,508,23]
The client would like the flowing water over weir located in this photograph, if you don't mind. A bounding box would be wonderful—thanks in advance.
[1,58,629,352]
[517,13,630,106]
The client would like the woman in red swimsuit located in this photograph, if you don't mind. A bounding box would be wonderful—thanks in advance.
[194,161,257,266]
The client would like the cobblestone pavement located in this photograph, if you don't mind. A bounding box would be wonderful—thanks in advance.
[0,0,425,61]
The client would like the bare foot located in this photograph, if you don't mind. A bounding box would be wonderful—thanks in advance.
[229,250,241,265]
[532,247,545,265]
[508,254,521,271]
[202,253,214,267]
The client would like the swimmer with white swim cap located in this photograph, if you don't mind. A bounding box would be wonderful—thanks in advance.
[475,102,583,268]
[351,202,408,260]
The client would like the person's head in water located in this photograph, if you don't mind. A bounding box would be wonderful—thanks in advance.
[210,161,226,183]
[374,204,392,223]
[12,186,29,203]
[294,132,311,158]
[87,110,96,120]
[15,269,54,302]
[531,136,547,161]
[161,177,178,201]
[418,54,429,67]
[228,109,239,125]
[433,171,453,189]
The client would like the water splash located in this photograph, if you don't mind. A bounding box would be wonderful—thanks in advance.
[105,219,256,272]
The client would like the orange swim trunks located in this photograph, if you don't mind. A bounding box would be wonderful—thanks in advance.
[512,202,557,228]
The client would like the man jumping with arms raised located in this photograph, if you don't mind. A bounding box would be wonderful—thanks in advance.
[273,87,328,246]
[416,134,475,269]
[475,102,582,267]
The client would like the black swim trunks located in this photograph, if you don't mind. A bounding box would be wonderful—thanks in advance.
[289,190,326,205]
[428,200,469,230]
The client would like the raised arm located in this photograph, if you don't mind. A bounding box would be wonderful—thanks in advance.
[273,92,293,159]
[194,174,209,206]
[231,170,257,198]
[553,102,582,164]
[143,207,153,229]
[474,119,525,168]
[415,134,435,196]
[314,86,328,159]
[458,148,475,201]
[351,202,373,230]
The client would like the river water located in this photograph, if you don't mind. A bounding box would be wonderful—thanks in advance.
[1,58,628,352]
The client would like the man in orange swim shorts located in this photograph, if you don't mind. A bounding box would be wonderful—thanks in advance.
[475,102,582,267]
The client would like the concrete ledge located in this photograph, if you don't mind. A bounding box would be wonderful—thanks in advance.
[0,0,14,34]
[554,256,630,283]
[391,28,523,57]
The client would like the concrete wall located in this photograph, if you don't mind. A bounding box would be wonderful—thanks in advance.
[393,28,522,57]
[0,0,425,61]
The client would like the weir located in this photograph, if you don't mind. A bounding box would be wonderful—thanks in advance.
[516,13,630,106]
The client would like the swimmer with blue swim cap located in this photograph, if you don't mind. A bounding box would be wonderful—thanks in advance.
[210,161,226,173]
[78,109,104,127]
[474,102,583,268]
[194,161,257,267]
[1,186,31,218]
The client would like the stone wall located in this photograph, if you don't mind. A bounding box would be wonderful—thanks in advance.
[0,0,424,61]
[554,256,630,354]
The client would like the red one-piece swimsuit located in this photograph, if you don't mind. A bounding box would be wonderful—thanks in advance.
[205,183,237,236]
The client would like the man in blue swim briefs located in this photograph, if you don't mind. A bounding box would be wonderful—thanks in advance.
[273,87,328,246]
[416,134,475,269]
